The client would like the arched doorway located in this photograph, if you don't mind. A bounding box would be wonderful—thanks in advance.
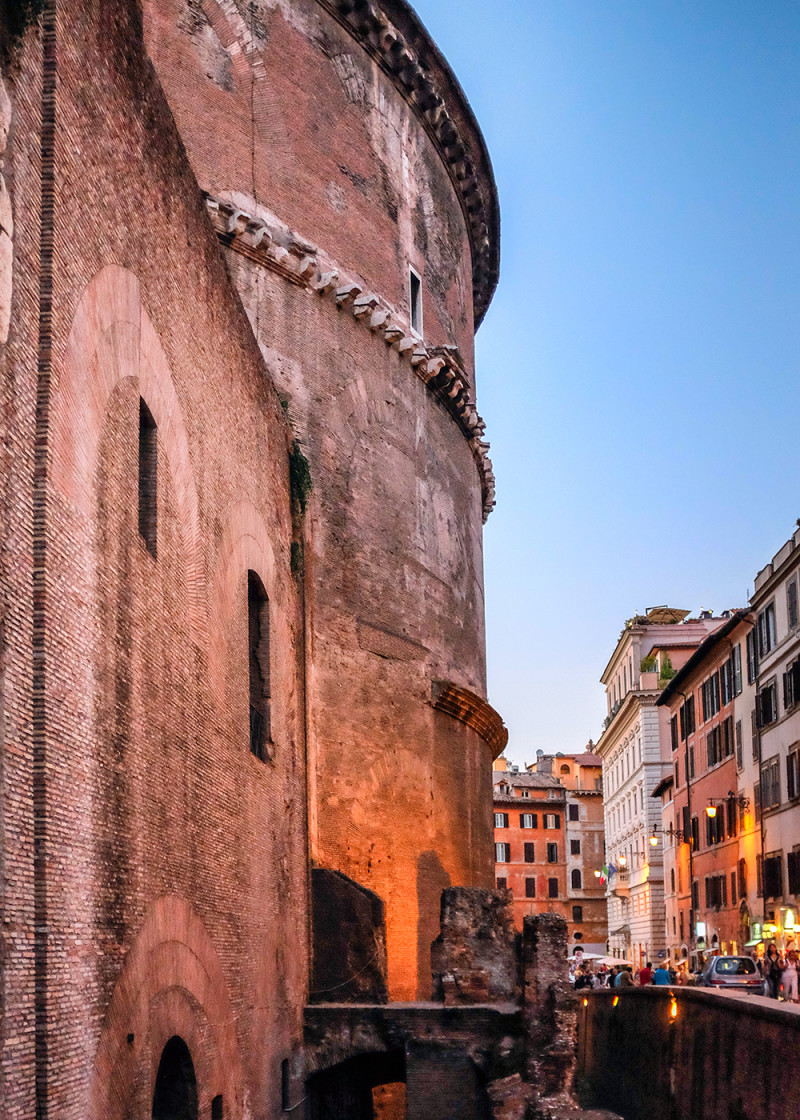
[152,1036,199,1120]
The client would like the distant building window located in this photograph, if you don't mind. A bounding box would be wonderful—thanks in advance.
[544,813,560,830]
[701,673,721,722]
[138,399,157,557]
[738,859,748,899]
[784,661,800,711]
[571,869,582,890]
[670,868,675,893]
[520,813,536,829]
[572,905,583,922]
[787,850,800,896]
[560,764,570,774]
[746,630,758,684]
[548,878,558,898]
[524,842,535,863]
[525,877,536,898]
[757,681,778,728]
[496,877,507,890]
[495,843,511,863]
[787,747,800,801]
[520,790,530,798]
[409,266,423,334]
[248,571,271,761]
[789,579,799,632]
[760,756,781,811]
[679,696,695,740]
[570,839,581,855]
[495,813,509,828]
[670,716,679,752]
[568,804,579,821]
[735,720,743,770]
[757,603,776,659]
[547,843,558,863]
[763,852,783,899]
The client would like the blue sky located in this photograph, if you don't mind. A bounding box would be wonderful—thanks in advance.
[412,1,800,761]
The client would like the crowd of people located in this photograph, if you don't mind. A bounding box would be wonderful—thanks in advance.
[570,945,800,1000]
[572,959,683,989]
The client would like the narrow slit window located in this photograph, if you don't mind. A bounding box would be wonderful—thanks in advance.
[138,399,157,557]
[248,571,271,761]
[409,266,422,335]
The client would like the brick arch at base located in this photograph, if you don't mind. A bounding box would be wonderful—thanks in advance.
[86,895,245,1120]
[52,263,205,633]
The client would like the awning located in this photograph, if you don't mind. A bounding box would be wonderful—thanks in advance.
[609,925,631,937]
[745,938,764,947]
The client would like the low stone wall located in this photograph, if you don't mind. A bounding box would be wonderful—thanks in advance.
[576,987,800,1120]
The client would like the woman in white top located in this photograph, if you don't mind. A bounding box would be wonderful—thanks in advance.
[782,948,800,1003]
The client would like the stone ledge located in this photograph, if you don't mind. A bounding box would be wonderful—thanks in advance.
[204,192,497,521]
[431,681,508,756]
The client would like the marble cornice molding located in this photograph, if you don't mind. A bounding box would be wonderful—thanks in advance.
[431,681,508,757]
[315,0,500,327]
[205,192,496,520]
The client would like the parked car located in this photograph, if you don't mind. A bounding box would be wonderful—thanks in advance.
[696,956,763,992]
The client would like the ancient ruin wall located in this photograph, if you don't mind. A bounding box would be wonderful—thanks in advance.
[141,0,504,998]
[1,2,309,1116]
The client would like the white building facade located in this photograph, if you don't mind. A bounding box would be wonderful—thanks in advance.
[596,608,723,969]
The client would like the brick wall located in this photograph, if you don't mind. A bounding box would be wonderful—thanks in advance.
[578,988,800,1120]
[1,2,309,1116]
[140,0,499,999]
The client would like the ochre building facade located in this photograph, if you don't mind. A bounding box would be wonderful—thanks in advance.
[0,0,504,1117]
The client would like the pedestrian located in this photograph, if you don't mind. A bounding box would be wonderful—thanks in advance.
[763,944,781,999]
[652,963,670,985]
[638,961,653,986]
[618,966,634,988]
[574,967,593,992]
[782,949,800,1003]
[668,963,677,984]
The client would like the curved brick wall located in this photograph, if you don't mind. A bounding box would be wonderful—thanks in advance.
[142,0,502,998]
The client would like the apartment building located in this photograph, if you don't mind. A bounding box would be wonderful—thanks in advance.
[655,610,752,968]
[493,763,568,931]
[531,749,607,953]
[595,607,724,967]
[750,528,800,947]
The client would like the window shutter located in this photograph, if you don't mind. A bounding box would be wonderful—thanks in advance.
[532,813,538,829]
[554,814,560,829]
[503,813,509,827]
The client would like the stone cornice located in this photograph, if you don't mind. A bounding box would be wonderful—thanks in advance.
[316,0,500,328]
[431,681,508,757]
[205,193,496,520]
[596,689,660,755]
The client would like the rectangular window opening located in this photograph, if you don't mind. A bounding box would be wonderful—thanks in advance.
[138,398,157,557]
[248,571,272,761]
[409,266,423,335]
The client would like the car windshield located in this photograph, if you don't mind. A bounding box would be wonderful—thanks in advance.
[716,958,756,974]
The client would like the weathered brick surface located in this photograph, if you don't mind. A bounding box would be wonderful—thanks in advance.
[1,2,308,1116]
[578,988,800,1120]
[431,886,520,1004]
[141,0,499,999]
